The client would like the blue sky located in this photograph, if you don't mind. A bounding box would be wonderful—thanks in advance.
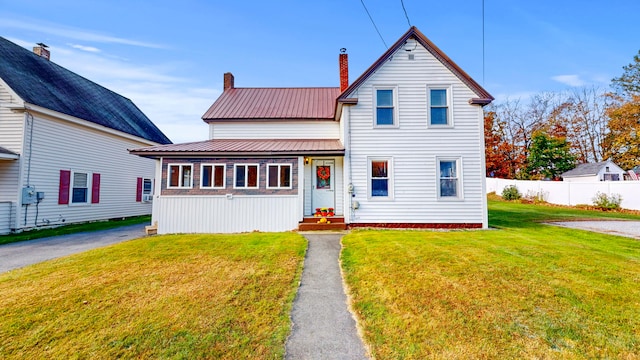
[1,0,638,143]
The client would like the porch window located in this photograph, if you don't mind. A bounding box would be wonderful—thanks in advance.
[168,164,193,188]
[201,164,226,189]
[267,164,291,189]
[234,164,259,188]
[369,157,393,199]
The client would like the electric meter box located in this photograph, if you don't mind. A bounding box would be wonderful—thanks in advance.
[22,186,37,205]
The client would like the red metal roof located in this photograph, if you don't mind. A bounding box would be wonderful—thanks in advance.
[129,138,344,157]
[202,87,341,121]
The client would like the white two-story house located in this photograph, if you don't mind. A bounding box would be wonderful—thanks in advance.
[130,26,493,233]
[0,37,171,234]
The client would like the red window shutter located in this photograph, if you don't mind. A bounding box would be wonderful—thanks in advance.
[91,173,101,204]
[58,170,71,204]
[136,177,143,202]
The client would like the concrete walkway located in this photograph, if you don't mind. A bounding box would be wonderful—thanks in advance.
[0,224,146,273]
[285,233,369,360]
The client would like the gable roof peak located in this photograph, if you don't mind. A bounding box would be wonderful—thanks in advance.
[339,26,493,105]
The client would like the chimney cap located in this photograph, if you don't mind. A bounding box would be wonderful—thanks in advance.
[36,42,48,48]
[340,48,347,54]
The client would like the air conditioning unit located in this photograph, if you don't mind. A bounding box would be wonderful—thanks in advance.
[142,194,153,202]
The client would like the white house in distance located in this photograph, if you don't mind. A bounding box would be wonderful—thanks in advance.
[0,37,171,235]
[561,160,626,182]
[130,27,493,233]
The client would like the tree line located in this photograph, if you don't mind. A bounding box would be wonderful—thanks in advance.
[485,50,640,180]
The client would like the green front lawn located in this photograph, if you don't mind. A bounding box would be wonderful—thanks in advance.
[0,232,306,359]
[342,200,640,359]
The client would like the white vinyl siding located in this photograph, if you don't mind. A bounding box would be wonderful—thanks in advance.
[342,39,486,226]
[0,83,24,233]
[9,111,157,230]
[210,121,340,140]
[153,195,300,234]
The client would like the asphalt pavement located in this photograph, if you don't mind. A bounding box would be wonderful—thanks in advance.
[285,233,369,360]
[0,224,146,273]
[548,220,640,240]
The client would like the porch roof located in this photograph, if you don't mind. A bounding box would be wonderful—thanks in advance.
[0,146,19,160]
[129,138,344,158]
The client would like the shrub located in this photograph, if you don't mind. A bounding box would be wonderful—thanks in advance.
[592,192,622,210]
[523,189,548,204]
[501,185,521,200]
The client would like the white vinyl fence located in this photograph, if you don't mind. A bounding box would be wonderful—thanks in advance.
[486,178,640,211]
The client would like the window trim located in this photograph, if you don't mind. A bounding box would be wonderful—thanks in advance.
[427,85,453,127]
[266,164,292,189]
[70,170,91,205]
[437,157,463,200]
[142,178,153,195]
[233,163,260,189]
[167,163,194,189]
[367,157,394,200]
[373,86,399,128]
[200,163,226,189]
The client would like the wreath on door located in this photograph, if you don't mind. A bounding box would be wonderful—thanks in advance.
[317,166,330,181]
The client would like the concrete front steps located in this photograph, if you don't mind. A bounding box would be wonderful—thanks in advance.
[298,216,347,231]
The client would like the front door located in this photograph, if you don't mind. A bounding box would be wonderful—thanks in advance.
[312,159,335,211]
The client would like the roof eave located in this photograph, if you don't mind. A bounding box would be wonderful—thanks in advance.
[130,149,345,159]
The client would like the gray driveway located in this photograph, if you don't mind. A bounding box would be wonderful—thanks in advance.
[285,233,369,360]
[0,224,146,273]
[548,220,640,240]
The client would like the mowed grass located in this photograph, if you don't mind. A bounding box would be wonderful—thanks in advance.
[0,232,306,359]
[342,200,640,359]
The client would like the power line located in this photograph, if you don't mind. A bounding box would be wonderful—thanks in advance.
[359,0,388,49]
[400,0,411,27]
[482,0,485,86]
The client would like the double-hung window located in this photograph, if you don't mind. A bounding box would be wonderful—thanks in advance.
[201,164,226,189]
[428,86,452,126]
[234,164,259,189]
[267,164,291,189]
[375,87,397,126]
[71,171,89,203]
[369,157,393,199]
[438,158,461,199]
[168,164,193,188]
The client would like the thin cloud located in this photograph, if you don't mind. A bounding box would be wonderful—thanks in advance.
[69,44,101,53]
[0,17,165,49]
[552,74,586,87]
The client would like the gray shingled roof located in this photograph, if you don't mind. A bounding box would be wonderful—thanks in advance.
[0,37,171,144]
[561,161,609,177]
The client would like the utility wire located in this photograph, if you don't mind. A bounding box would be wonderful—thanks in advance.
[360,0,388,48]
[400,0,411,27]
[482,0,485,86]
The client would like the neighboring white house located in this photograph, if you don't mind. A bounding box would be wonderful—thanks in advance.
[0,38,171,235]
[561,160,626,182]
[130,27,493,233]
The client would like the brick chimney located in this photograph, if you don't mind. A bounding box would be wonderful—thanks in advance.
[223,72,234,91]
[33,43,50,61]
[339,48,349,92]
